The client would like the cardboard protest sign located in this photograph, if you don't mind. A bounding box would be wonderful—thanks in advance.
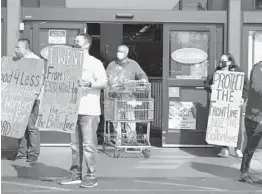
[36,45,83,133]
[1,56,44,138]
[206,70,245,147]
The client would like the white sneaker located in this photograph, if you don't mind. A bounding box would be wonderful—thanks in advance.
[235,149,243,158]
[217,148,229,157]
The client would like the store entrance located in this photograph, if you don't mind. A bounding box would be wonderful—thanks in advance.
[24,21,164,146]
[23,20,223,147]
[87,23,163,145]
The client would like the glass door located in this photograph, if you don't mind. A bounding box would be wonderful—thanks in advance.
[162,24,218,147]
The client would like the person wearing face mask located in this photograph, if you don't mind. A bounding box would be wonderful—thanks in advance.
[106,45,148,146]
[13,39,44,163]
[204,53,249,158]
[59,33,107,188]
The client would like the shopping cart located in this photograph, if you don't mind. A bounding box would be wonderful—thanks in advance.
[103,80,154,158]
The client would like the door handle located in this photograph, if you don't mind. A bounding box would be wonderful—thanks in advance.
[196,87,204,89]
[105,44,109,54]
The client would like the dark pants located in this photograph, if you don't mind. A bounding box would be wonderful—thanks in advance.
[240,118,262,173]
[70,115,100,179]
[17,100,40,157]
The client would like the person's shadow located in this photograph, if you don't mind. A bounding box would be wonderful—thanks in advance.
[190,162,240,178]
[12,163,69,180]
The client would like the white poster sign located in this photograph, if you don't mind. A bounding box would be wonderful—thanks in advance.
[169,101,196,130]
[206,71,245,147]
[48,30,66,44]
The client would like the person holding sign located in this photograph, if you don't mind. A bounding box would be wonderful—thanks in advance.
[12,39,44,163]
[240,61,262,184]
[204,53,249,158]
[59,33,107,188]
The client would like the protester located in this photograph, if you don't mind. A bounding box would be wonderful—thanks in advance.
[240,61,262,183]
[204,53,249,158]
[14,38,43,163]
[106,45,148,146]
[59,33,107,188]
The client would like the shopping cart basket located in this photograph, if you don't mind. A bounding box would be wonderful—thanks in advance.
[103,80,154,158]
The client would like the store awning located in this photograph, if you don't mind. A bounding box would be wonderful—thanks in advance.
[66,0,180,10]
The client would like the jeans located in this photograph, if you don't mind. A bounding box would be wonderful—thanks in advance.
[70,115,100,179]
[17,100,40,157]
[113,107,137,145]
[237,101,247,150]
[240,118,262,173]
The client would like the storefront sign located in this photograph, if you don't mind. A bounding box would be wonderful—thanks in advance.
[169,101,196,130]
[171,48,208,64]
[48,30,66,44]
[36,45,83,133]
[206,71,245,147]
[1,57,44,138]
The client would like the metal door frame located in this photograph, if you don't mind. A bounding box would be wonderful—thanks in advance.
[1,7,7,56]
[162,24,218,147]
[23,21,86,55]
[242,24,262,80]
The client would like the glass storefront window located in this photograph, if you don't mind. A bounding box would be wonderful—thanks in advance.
[255,0,262,10]
[169,31,209,79]
[182,0,208,11]
[248,31,262,78]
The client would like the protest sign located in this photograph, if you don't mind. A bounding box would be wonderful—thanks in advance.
[36,45,83,133]
[1,56,44,138]
[206,70,245,147]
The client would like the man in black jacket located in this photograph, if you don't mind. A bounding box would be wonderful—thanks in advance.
[240,61,262,183]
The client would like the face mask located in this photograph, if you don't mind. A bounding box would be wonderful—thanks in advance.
[220,61,230,68]
[117,52,126,61]
[73,44,81,48]
[12,56,22,61]
[14,52,23,60]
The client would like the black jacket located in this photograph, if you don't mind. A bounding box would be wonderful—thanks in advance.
[245,62,262,123]
[204,64,249,100]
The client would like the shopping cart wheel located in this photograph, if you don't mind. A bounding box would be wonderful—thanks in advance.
[142,149,150,158]
[113,149,120,158]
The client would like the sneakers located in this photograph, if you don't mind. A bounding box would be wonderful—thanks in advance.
[59,176,82,185]
[15,154,27,160]
[217,148,229,157]
[235,149,243,158]
[59,176,98,188]
[240,172,253,184]
[26,155,38,163]
[80,177,98,188]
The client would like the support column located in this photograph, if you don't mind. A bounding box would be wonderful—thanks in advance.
[228,0,242,65]
[7,0,21,56]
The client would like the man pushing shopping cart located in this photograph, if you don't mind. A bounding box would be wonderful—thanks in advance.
[105,45,154,158]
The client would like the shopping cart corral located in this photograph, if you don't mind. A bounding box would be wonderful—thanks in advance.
[103,81,154,158]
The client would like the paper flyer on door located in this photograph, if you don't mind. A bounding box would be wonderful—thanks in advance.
[169,100,196,130]
[205,70,245,147]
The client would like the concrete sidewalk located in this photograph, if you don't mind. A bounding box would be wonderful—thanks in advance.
[1,147,262,194]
